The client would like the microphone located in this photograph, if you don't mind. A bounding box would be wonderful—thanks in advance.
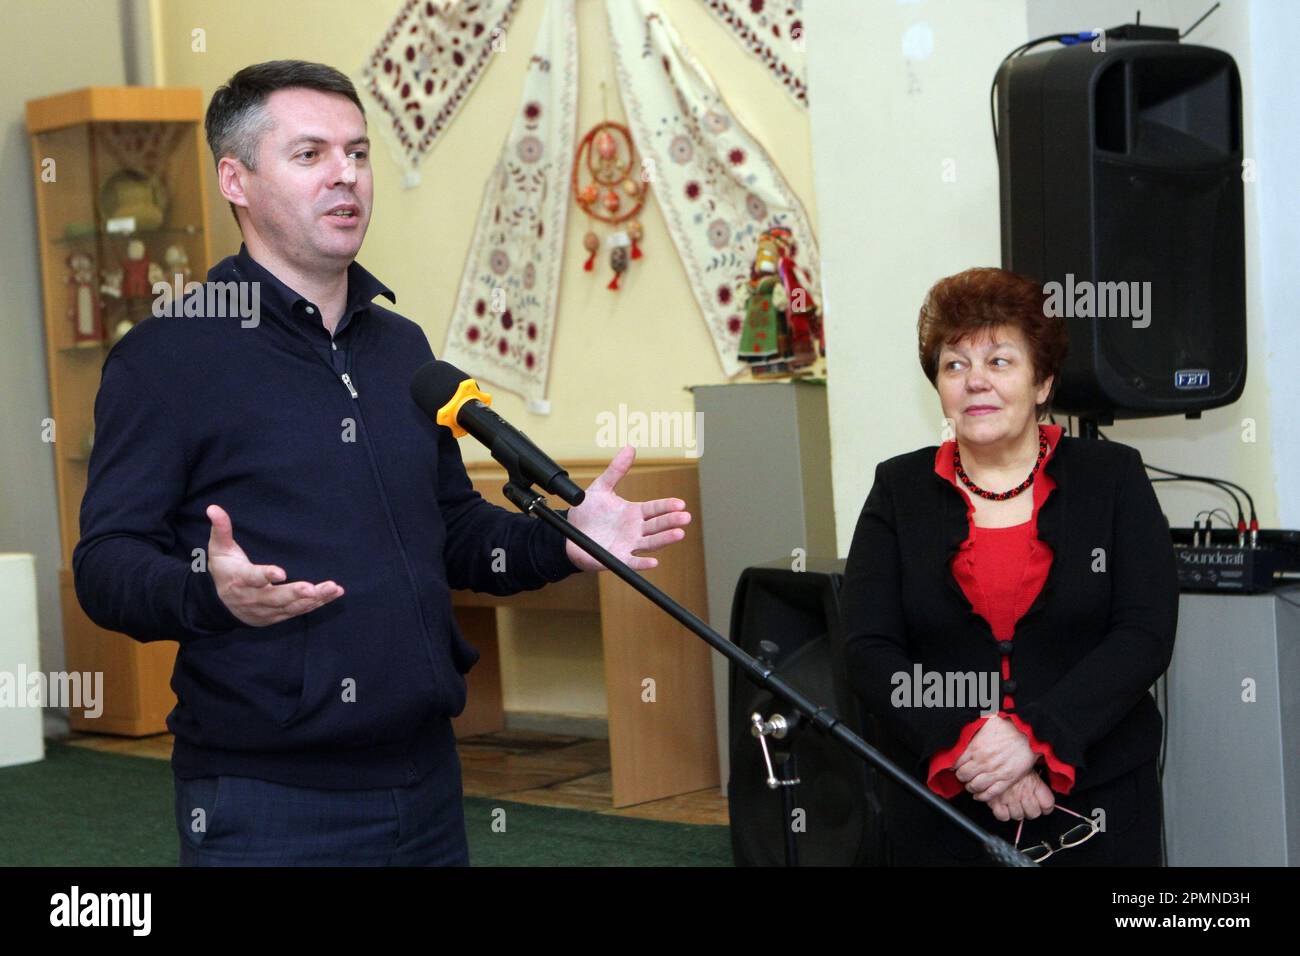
[410,360,585,506]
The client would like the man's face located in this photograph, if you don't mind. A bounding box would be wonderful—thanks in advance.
[234,87,373,269]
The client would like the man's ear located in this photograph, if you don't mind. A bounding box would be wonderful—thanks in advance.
[217,156,251,214]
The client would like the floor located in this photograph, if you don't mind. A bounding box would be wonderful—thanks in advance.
[55,726,730,826]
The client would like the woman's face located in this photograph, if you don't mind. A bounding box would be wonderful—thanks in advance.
[936,325,1052,448]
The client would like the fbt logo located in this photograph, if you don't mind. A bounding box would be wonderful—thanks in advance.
[1174,369,1210,390]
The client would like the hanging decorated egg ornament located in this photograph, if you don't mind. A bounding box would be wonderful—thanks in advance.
[608,245,629,290]
[571,120,648,291]
[627,219,644,260]
[595,128,618,160]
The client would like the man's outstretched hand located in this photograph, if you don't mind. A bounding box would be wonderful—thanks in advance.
[205,504,344,627]
[563,445,692,572]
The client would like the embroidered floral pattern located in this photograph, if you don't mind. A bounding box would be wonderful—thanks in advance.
[443,0,577,405]
[358,0,521,183]
[702,0,808,108]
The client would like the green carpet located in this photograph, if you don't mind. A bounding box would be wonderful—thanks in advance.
[0,742,731,866]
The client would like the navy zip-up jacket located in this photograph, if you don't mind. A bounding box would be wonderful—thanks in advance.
[73,245,578,788]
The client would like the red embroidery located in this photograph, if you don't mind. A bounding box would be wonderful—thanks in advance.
[361,0,521,172]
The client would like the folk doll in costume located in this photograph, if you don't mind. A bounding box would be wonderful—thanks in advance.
[737,226,823,374]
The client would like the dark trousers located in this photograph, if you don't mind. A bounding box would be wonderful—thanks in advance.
[882,758,1163,866]
[173,746,469,866]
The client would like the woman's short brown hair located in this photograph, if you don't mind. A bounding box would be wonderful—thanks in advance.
[917,267,1069,421]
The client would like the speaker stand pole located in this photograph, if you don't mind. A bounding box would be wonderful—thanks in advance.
[501,476,1036,867]
[779,750,800,867]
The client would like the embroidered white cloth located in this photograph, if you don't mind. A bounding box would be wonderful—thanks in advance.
[701,0,808,109]
[358,0,520,187]
[606,0,820,376]
[441,0,577,406]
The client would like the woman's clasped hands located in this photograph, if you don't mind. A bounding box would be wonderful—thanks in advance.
[953,715,1056,823]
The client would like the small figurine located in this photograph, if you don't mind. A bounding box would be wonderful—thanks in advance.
[121,239,152,299]
[163,244,192,285]
[100,267,123,300]
[66,250,102,342]
[737,226,824,376]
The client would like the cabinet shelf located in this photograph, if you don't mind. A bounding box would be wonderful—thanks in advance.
[53,225,204,246]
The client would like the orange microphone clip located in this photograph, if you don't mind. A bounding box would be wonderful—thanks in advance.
[435,378,492,438]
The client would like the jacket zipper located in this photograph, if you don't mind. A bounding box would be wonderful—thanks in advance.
[337,339,447,693]
[293,321,447,694]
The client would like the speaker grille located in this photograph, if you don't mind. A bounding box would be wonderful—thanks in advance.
[1092,157,1244,399]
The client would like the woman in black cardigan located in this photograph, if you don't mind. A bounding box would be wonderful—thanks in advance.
[841,268,1179,865]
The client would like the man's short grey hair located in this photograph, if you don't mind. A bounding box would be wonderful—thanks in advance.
[204,60,367,227]
[209,102,276,172]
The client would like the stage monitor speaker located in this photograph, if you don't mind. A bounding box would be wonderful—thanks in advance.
[997,39,1245,421]
[726,560,887,866]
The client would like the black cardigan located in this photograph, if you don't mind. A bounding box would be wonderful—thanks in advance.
[840,434,1179,793]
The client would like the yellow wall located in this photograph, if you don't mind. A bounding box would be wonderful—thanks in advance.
[152,0,816,719]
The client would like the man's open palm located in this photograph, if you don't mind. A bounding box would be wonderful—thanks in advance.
[563,446,692,572]
[206,504,344,626]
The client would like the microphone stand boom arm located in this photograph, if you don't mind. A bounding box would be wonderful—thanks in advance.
[499,476,1034,867]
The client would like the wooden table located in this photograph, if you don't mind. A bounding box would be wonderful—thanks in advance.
[451,458,719,807]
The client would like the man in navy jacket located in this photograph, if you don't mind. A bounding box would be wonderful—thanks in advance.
[72,60,691,866]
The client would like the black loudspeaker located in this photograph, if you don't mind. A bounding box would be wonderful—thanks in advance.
[997,39,1246,421]
[726,560,886,866]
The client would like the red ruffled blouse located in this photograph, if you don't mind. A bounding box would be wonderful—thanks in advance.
[926,423,1076,798]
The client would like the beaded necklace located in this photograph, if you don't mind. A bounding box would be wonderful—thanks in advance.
[953,427,1049,501]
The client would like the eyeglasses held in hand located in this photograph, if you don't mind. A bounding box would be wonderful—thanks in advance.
[1014,804,1100,863]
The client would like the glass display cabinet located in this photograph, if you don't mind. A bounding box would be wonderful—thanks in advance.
[27,87,214,734]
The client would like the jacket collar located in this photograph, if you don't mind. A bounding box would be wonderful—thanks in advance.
[211,243,396,340]
[933,424,1068,629]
